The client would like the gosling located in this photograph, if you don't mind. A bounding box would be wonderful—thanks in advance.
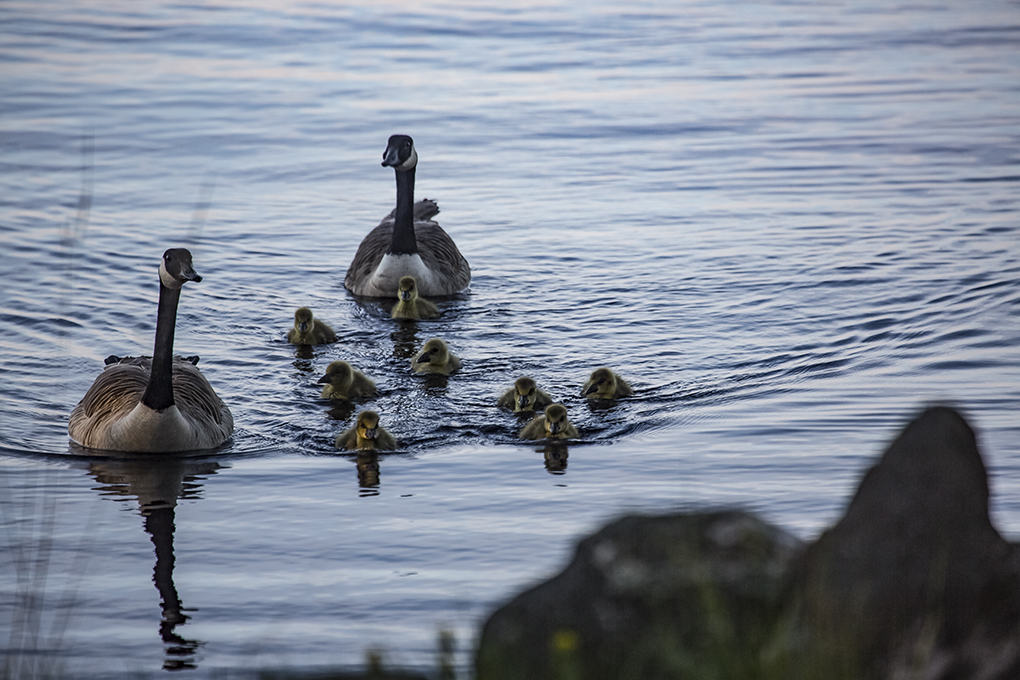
[391,275,440,320]
[316,360,377,399]
[497,376,553,412]
[582,367,633,399]
[288,307,337,345]
[411,337,461,375]
[335,410,397,451]
[519,403,578,440]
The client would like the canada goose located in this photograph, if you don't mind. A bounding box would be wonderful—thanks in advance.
[519,404,578,440]
[68,248,233,452]
[391,275,440,320]
[335,410,397,451]
[411,337,461,375]
[582,367,634,399]
[344,135,471,297]
[316,360,377,400]
[287,307,337,345]
[497,376,553,412]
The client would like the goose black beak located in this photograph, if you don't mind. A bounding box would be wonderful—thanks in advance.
[181,264,202,283]
[400,290,411,301]
[316,373,330,384]
[414,351,430,364]
[548,421,561,435]
[584,383,599,395]
[518,395,529,410]
[363,427,377,440]
[382,146,401,167]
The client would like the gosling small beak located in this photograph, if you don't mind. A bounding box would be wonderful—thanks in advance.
[363,427,377,440]
[316,373,330,384]
[414,351,430,364]
[299,321,309,332]
[518,395,529,410]
[400,290,411,301]
[548,420,561,435]
[584,383,599,395]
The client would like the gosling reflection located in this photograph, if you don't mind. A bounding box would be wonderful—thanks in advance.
[85,455,222,671]
[356,451,381,496]
[542,442,569,474]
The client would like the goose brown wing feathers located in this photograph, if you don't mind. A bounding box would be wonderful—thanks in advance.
[413,221,471,294]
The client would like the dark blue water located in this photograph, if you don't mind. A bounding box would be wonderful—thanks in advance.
[2,0,1019,676]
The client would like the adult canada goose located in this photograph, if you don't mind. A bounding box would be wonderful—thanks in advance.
[411,337,461,375]
[582,367,634,399]
[497,376,553,412]
[335,410,397,451]
[316,360,377,400]
[287,307,337,345]
[344,135,471,297]
[391,275,440,320]
[68,248,233,452]
[519,404,578,440]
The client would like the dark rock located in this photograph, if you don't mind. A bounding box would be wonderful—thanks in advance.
[475,406,1020,680]
[476,509,803,679]
[789,406,1020,679]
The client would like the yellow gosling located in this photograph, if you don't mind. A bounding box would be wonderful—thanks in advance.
[287,307,337,345]
[519,404,578,440]
[411,337,461,375]
[335,410,397,451]
[391,275,440,320]
[497,376,553,412]
[316,361,377,400]
[582,367,633,399]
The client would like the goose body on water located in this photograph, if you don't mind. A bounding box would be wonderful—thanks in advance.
[287,307,337,345]
[345,135,470,298]
[519,404,578,440]
[497,376,553,412]
[68,248,233,452]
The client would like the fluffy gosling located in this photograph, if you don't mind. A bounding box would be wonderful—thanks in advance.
[336,410,397,451]
[411,338,461,375]
[582,367,633,399]
[317,361,377,400]
[497,376,553,412]
[391,275,440,320]
[288,307,337,345]
[519,403,578,440]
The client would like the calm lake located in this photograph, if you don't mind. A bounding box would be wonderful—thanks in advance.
[2,0,1019,676]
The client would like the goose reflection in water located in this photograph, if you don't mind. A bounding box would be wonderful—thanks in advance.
[84,454,223,671]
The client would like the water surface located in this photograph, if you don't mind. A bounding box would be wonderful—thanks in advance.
[2,0,1019,676]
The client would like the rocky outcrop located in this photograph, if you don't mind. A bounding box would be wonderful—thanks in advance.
[790,406,1020,679]
[475,407,1020,679]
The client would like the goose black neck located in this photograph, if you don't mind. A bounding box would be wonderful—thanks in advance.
[141,282,180,411]
[389,167,418,255]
